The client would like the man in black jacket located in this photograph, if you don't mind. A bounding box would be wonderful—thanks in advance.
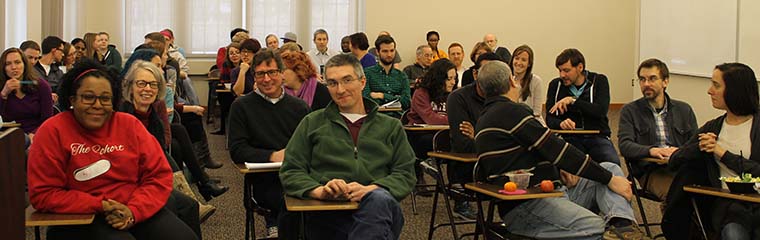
[618,58,697,201]
[546,48,620,165]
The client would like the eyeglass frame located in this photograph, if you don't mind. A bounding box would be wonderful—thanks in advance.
[134,80,160,89]
[253,69,281,79]
[325,76,359,88]
[78,93,113,106]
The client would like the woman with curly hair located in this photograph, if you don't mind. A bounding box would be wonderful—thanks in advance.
[280,51,331,111]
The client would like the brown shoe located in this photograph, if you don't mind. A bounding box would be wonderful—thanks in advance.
[199,204,216,223]
[603,225,651,240]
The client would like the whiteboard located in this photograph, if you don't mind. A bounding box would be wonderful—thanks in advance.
[738,0,760,78]
[639,0,738,78]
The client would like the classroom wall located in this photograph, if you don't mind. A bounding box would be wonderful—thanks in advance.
[365,0,637,103]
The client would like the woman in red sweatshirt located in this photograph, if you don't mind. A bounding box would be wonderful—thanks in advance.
[27,59,198,240]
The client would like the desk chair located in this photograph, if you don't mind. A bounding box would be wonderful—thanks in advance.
[625,159,665,239]
[26,206,94,240]
[683,185,760,240]
[236,164,279,240]
[284,196,359,240]
[404,111,437,214]
[205,68,220,124]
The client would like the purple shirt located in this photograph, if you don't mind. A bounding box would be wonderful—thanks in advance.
[360,53,377,68]
[0,79,53,133]
[230,67,255,95]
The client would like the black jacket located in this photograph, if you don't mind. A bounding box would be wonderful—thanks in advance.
[618,93,698,178]
[545,70,612,136]
[33,62,64,93]
[446,84,484,153]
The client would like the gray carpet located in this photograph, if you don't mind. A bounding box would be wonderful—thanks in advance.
[26,109,664,239]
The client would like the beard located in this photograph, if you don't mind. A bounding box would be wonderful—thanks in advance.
[380,57,394,66]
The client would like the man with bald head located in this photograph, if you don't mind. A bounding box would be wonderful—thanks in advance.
[483,33,511,63]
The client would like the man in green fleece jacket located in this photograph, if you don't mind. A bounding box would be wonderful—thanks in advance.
[280,54,416,240]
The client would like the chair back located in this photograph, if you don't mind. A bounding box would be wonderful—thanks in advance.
[432,129,451,152]
[0,128,25,239]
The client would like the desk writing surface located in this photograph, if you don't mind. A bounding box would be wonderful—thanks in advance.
[378,107,402,112]
[465,182,563,201]
[284,196,359,211]
[403,124,449,131]
[235,163,280,174]
[550,129,600,135]
[427,151,478,162]
[1,122,21,128]
[25,207,94,227]
[683,185,760,204]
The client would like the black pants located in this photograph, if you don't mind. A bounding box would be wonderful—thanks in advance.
[166,190,201,239]
[217,92,235,132]
[248,172,284,228]
[406,132,433,179]
[171,123,209,184]
[180,112,214,165]
[47,207,198,240]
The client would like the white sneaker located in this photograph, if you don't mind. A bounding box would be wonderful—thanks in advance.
[266,226,279,238]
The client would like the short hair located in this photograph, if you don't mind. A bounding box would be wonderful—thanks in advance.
[122,60,167,105]
[0,48,39,94]
[19,40,40,51]
[637,58,670,80]
[230,28,249,40]
[252,49,284,71]
[240,38,262,53]
[426,31,439,40]
[233,32,251,44]
[477,61,513,98]
[448,42,464,53]
[715,63,759,115]
[469,42,492,62]
[281,51,318,81]
[144,32,167,44]
[71,38,85,46]
[121,49,160,78]
[416,45,432,56]
[374,35,395,50]
[57,58,120,111]
[41,36,65,54]
[555,48,585,68]
[325,53,364,79]
[313,29,328,40]
[474,52,503,69]
[280,42,301,52]
[349,32,369,51]
[98,32,110,38]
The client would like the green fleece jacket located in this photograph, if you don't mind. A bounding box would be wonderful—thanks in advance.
[280,98,416,201]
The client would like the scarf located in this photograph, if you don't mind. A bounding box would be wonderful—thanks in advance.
[285,76,319,107]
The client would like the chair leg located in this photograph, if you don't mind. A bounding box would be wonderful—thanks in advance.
[474,197,486,240]
[427,184,440,240]
[632,188,652,237]
[438,172,459,239]
[34,226,41,240]
[690,197,708,240]
[411,187,418,215]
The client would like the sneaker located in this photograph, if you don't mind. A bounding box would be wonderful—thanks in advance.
[603,225,651,240]
[266,226,279,238]
[453,201,477,221]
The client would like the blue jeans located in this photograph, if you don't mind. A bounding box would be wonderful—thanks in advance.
[564,136,620,165]
[722,222,750,240]
[304,188,404,240]
[502,162,635,239]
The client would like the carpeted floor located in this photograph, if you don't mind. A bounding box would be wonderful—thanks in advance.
[26,109,665,239]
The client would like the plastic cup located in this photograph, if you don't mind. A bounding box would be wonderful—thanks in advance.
[507,172,533,189]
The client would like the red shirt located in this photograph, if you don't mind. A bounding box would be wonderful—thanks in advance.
[27,112,172,223]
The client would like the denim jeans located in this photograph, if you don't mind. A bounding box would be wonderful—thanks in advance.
[303,188,404,240]
[564,136,621,165]
[722,222,750,240]
[502,162,635,239]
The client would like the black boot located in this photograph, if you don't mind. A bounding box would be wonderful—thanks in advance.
[198,181,229,201]
[193,141,223,169]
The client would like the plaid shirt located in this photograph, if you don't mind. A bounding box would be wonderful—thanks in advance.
[362,64,411,111]
[650,100,670,147]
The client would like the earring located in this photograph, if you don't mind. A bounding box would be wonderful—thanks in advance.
[69,106,74,109]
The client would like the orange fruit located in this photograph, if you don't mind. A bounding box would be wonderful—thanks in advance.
[503,182,518,192]
[540,180,554,192]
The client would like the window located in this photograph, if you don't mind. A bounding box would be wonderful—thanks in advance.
[248,0,293,44]
[124,0,176,54]
[310,0,357,51]
[3,0,27,49]
[188,0,236,54]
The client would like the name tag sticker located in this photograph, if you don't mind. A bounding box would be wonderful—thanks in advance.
[74,159,111,182]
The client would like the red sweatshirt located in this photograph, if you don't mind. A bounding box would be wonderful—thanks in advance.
[407,88,448,125]
[27,111,172,223]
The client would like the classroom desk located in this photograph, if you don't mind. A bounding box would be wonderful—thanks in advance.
[284,196,359,211]
[235,163,280,240]
[465,183,564,239]
[378,107,402,112]
[550,129,601,135]
[641,157,668,165]
[683,185,760,240]
[403,124,449,131]
[1,122,21,129]
[427,151,477,163]
[26,207,94,240]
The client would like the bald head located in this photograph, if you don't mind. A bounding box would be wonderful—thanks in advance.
[378,31,390,37]
[483,33,498,49]
[477,61,513,98]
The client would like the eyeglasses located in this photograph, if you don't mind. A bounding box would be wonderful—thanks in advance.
[254,70,281,79]
[79,94,113,106]
[325,76,358,88]
[240,50,254,56]
[638,76,661,83]
[135,80,160,89]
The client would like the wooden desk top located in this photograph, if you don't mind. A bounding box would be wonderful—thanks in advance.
[25,207,94,227]
[2,122,21,128]
[403,124,449,131]
[378,107,402,112]
[235,163,280,174]
[205,77,220,81]
[683,185,760,203]
[641,157,668,165]
[284,196,359,211]
[550,129,601,135]
[216,89,232,93]
[427,151,478,162]
[465,182,564,201]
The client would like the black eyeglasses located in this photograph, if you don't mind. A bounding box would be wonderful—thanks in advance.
[254,70,281,79]
[135,80,159,89]
[325,76,358,88]
[79,94,113,106]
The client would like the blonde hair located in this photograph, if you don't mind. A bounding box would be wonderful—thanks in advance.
[121,60,167,105]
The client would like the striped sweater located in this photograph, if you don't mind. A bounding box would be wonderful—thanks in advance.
[474,96,612,186]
